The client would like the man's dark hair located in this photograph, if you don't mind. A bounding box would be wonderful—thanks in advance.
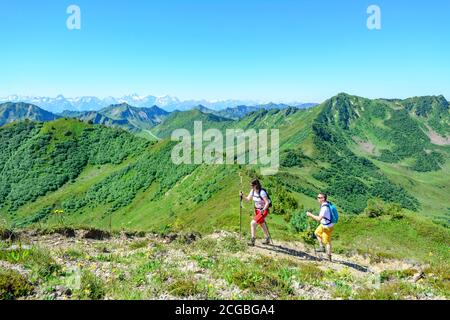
[319,192,328,201]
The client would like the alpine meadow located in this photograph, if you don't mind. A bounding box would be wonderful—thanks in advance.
[0,93,449,300]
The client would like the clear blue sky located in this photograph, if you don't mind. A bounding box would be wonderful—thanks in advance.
[0,0,449,102]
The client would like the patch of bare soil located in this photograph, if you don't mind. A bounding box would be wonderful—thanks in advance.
[352,137,377,155]
[426,126,450,146]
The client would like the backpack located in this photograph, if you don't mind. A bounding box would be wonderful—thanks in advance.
[255,188,273,208]
[323,202,339,225]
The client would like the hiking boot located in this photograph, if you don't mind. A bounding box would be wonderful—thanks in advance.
[262,237,271,245]
[316,247,325,253]
[248,237,256,247]
[327,254,332,262]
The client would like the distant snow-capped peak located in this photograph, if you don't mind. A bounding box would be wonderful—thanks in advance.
[0,94,313,114]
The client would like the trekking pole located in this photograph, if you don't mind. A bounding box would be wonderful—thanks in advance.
[264,220,274,245]
[239,173,243,239]
[239,194,243,240]
[308,221,317,257]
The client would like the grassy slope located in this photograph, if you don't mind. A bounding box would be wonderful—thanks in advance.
[373,160,450,222]
[334,212,450,265]
[345,98,450,222]
[10,161,136,224]
[1,97,449,264]
[350,141,450,223]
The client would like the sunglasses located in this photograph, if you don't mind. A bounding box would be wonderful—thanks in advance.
[317,196,324,199]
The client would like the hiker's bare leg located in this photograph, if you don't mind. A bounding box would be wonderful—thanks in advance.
[250,220,257,238]
[314,228,324,248]
[316,235,324,248]
[326,242,332,256]
[261,222,270,238]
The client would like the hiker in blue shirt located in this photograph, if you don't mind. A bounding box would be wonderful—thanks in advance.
[307,193,335,261]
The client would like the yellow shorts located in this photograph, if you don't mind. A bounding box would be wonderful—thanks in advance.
[315,225,334,245]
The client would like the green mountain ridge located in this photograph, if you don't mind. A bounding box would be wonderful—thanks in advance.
[60,103,170,134]
[0,102,60,126]
[0,93,449,234]
[99,103,169,126]
[151,109,234,139]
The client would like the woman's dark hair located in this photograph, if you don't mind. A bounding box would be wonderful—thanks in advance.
[319,192,328,201]
[251,179,262,191]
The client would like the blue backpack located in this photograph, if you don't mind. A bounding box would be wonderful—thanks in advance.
[323,202,339,225]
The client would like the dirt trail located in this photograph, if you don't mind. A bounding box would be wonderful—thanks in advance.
[206,231,422,279]
[10,229,420,278]
[247,238,419,278]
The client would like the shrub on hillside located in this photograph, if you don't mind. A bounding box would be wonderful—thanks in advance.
[263,181,298,216]
[280,149,304,168]
[290,211,308,233]
[364,198,403,218]
[290,211,317,247]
